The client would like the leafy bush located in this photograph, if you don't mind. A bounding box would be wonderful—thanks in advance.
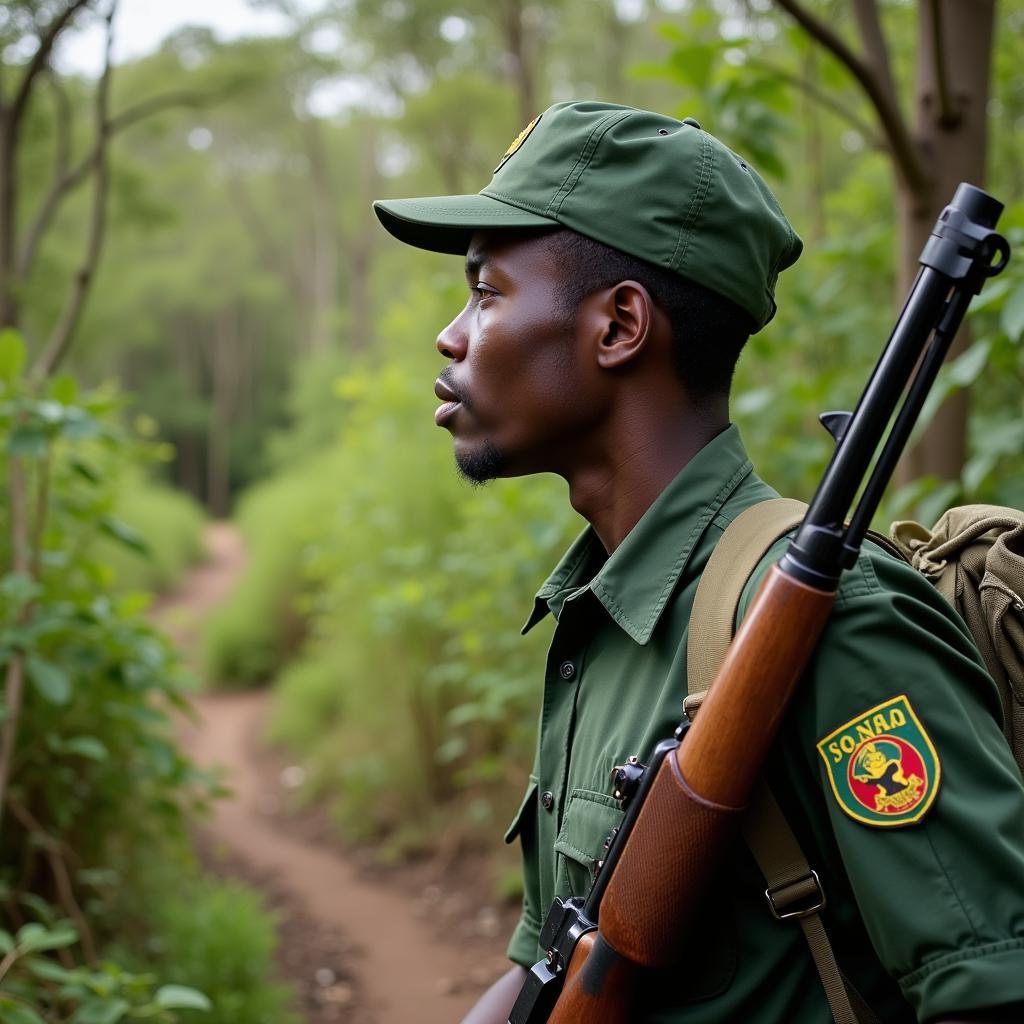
[0,914,210,1024]
[119,876,299,1024]
[199,450,339,685]
[97,465,207,594]
[0,336,296,1021]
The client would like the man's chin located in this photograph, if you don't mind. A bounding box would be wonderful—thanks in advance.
[454,440,507,485]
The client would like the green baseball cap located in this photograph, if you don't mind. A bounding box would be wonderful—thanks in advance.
[373,100,802,331]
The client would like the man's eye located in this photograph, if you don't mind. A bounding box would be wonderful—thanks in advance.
[472,285,497,301]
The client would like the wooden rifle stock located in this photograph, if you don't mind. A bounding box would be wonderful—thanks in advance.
[546,568,834,1023]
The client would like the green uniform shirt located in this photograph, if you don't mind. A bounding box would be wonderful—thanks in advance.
[505,425,1024,1022]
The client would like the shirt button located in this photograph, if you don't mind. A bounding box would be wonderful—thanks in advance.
[558,660,576,680]
[541,791,554,811]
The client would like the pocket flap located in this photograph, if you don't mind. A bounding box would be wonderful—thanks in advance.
[553,789,623,872]
[504,778,539,845]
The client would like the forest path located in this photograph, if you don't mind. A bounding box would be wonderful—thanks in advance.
[157,523,505,1024]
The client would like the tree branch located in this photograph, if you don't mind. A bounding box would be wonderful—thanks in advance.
[747,57,885,149]
[926,0,959,128]
[0,456,30,840]
[851,0,899,107]
[9,0,95,135]
[772,0,930,193]
[48,72,73,184]
[17,88,207,280]
[31,3,116,381]
[8,800,97,963]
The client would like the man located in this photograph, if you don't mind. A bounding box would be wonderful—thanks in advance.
[373,101,1024,1023]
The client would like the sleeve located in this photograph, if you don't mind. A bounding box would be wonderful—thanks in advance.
[504,777,544,969]
[791,547,1024,1021]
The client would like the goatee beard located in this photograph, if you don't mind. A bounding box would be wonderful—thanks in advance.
[455,440,506,485]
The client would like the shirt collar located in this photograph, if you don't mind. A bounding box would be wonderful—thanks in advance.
[523,424,753,644]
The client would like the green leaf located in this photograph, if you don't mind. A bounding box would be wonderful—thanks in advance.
[970,276,1012,313]
[962,450,997,495]
[1000,283,1024,342]
[70,459,101,484]
[734,386,775,416]
[0,930,13,954]
[25,956,80,983]
[70,998,129,1024]
[63,736,108,762]
[49,375,78,404]
[0,573,41,609]
[0,1002,47,1024]
[0,329,26,384]
[98,517,150,557]
[946,338,991,387]
[154,985,212,1011]
[15,921,76,953]
[25,656,72,705]
[8,425,47,459]
[33,400,64,424]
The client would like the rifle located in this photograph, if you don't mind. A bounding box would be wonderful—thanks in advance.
[508,183,1012,1024]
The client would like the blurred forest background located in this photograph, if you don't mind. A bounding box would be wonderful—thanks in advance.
[1,0,1023,1020]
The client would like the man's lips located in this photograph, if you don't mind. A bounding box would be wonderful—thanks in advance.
[434,377,461,427]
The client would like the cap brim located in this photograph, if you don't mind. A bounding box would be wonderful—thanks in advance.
[373,193,559,255]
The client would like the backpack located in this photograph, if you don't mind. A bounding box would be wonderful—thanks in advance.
[685,499,1024,1024]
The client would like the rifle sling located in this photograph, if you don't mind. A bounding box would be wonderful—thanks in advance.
[686,498,878,1024]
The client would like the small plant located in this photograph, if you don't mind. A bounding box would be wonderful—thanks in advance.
[0,916,210,1023]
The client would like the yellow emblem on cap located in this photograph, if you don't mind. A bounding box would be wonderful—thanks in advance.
[494,114,541,173]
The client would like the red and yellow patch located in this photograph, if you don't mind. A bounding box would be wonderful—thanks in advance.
[494,114,541,173]
[816,695,940,828]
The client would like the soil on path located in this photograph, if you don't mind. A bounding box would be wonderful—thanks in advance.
[158,524,512,1024]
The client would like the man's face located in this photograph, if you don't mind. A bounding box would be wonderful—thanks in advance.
[434,230,597,483]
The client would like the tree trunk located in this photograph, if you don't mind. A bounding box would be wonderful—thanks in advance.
[206,306,238,517]
[897,0,995,483]
[804,46,827,244]
[301,117,339,353]
[501,0,538,127]
[0,114,18,330]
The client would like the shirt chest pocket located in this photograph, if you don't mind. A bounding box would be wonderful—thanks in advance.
[553,788,623,900]
[554,787,738,1007]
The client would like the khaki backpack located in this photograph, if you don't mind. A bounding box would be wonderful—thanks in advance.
[685,500,1024,1024]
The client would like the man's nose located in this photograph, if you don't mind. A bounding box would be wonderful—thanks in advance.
[436,310,468,360]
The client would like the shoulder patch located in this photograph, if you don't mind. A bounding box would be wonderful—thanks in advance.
[816,695,940,828]
[494,114,541,173]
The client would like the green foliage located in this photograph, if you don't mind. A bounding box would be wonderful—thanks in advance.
[116,877,298,1024]
[0,350,299,1020]
[0,914,209,1024]
[95,465,207,594]
[935,212,1024,511]
[200,451,336,685]
[636,15,793,178]
[0,373,210,878]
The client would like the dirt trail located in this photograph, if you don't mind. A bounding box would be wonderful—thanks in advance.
[159,524,507,1024]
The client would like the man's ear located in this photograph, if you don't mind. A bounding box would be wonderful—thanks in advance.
[579,281,656,370]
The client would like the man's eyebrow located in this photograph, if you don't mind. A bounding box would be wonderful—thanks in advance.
[465,251,490,279]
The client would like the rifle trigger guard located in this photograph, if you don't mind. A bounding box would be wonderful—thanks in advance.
[508,897,596,1024]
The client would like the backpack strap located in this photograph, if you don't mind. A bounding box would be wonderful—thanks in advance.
[686,498,808,712]
[686,498,876,1024]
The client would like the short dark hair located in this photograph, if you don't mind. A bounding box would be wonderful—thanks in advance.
[544,229,756,400]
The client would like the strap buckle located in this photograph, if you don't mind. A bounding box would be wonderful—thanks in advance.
[765,869,826,921]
